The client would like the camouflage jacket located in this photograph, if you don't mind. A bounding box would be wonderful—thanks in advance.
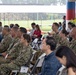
[12,45,33,69]
[6,37,20,53]
[53,34,70,48]
[0,34,12,53]
[53,33,62,44]
[69,39,76,54]
[59,39,70,47]
[7,42,23,60]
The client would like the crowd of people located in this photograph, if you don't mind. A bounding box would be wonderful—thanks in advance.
[0,15,75,75]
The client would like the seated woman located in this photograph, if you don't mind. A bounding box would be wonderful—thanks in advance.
[32,25,41,40]
[56,46,76,75]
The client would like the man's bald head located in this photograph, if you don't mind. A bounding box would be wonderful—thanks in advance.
[70,27,76,40]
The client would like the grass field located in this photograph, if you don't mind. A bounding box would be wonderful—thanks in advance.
[1,19,62,32]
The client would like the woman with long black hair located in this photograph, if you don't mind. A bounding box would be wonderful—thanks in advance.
[56,46,76,75]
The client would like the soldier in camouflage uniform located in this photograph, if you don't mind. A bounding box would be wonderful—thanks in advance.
[58,29,69,47]
[51,22,61,48]
[0,41,23,64]
[53,31,70,51]
[48,22,59,38]
[52,22,59,35]
[0,25,12,53]
[0,26,19,54]
[5,27,27,54]
[52,23,70,49]
[0,26,19,57]
[0,26,19,64]
[0,27,27,64]
[69,39,76,54]
[69,27,76,54]
[0,33,33,75]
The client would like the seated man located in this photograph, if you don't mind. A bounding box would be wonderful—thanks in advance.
[69,27,76,54]
[0,26,19,56]
[1,26,19,57]
[0,33,33,75]
[0,25,12,53]
[0,27,27,64]
[39,36,61,75]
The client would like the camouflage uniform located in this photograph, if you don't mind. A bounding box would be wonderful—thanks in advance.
[0,37,20,64]
[69,39,76,54]
[0,41,23,64]
[53,33,62,44]
[0,45,33,75]
[53,33,62,49]
[0,34,12,53]
[6,37,20,53]
[53,34,70,49]
[59,39,69,47]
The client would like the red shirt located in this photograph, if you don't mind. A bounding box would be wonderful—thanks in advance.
[33,30,41,38]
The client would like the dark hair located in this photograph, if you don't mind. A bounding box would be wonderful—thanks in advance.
[59,22,62,26]
[3,25,10,32]
[68,22,72,25]
[61,29,69,36]
[53,22,59,28]
[31,22,36,26]
[15,24,19,28]
[20,27,27,34]
[23,33,31,43]
[56,46,76,69]
[4,25,9,27]
[63,15,66,19]
[46,36,56,51]
[68,22,75,28]
[10,24,14,28]
[36,25,40,31]
[0,22,2,26]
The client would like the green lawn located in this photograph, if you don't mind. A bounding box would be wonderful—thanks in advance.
[1,19,62,32]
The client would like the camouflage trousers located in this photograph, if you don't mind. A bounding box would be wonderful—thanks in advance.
[0,56,10,64]
[0,62,19,75]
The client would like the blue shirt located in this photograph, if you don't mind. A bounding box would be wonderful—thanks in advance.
[39,52,61,75]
